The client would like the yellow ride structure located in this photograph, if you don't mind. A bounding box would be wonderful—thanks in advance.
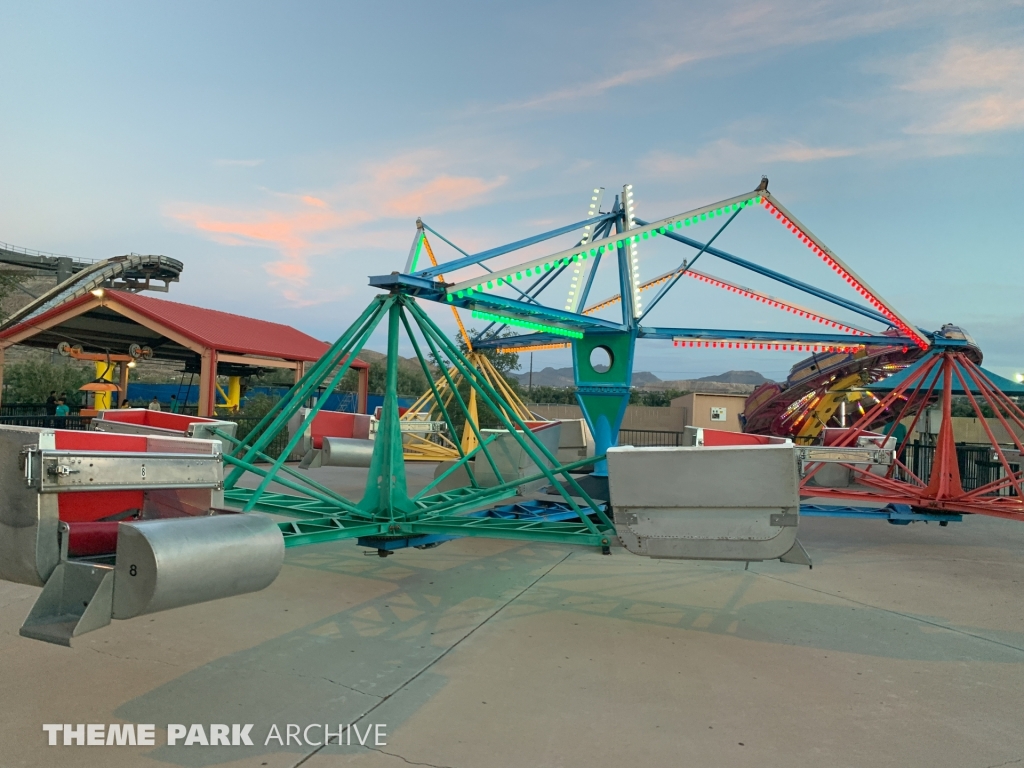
[399,230,545,461]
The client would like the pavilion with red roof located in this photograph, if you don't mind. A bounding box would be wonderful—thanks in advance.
[0,289,368,416]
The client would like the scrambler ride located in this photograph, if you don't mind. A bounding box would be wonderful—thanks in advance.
[3,179,1019,646]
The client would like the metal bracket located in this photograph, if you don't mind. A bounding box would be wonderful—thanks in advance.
[797,445,892,476]
[770,513,799,527]
[35,451,222,492]
[19,562,114,646]
[21,446,38,485]
[779,538,812,568]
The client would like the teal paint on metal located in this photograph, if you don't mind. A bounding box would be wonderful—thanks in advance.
[225,297,388,488]
[215,430,362,512]
[572,330,636,477]
[222,454,364,513]
[411,300,614,531]
[410,306,509,485]
[359,300,417,519]
[221,292,615,553]
[240,297,391,512]
[398,311,480,488]
[413,435,499,500]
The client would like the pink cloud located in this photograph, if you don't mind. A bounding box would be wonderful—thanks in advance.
[902,44,1024,93]
[175,206,371,257]
[641,139,868,177]
[384,174,507,217]
[167,152,508,301]
[901,44,1024,135]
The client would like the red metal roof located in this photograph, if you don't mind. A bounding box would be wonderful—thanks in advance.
[1,290,368,366]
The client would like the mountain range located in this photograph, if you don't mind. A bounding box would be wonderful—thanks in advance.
[511,367,770,393]
[353,349,771,395]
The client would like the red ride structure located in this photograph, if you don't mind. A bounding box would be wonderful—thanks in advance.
[800,328,1024,521]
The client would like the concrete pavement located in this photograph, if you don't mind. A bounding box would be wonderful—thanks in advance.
[1,463,1023,767]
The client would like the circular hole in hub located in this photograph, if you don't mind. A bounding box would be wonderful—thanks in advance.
[589,345,613,373]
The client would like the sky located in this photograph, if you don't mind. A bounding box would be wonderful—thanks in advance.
[1,1,1022,381]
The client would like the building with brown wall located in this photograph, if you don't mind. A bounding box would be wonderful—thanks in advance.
[670,393,750,432]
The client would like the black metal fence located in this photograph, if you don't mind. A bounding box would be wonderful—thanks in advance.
[1,403,83,417]
[221,417,291,460]
[903,441,1019,494]
[0,415,93,430]
[618,429,688,447]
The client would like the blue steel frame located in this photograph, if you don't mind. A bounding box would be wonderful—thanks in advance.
[371,182,928,464]
[800,504,962,526]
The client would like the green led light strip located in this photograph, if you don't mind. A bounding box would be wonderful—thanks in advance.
[409,234,424,273]
[470,310,584,340]
[672,197,759,228]
[445,197,761,301]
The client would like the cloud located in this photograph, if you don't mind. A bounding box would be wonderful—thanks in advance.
[214,158,264,167]
[497,52,704,111]
[900,43,1024,135]
[168,152,507,305]
[494,0,962,112]
[384,174,507,218]
[949,313,1024,378]
[641,139,869,177]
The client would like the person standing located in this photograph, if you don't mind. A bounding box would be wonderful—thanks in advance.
[148,396,161,412]
[169,394,180,413]
[44,390,58,427]
[55,398,69,428]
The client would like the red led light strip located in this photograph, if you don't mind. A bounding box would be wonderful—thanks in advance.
[683,270,868,336]
[495,343,570,354]
[585,269,870,340]
[759,197,927,349]
[672,340,863,353]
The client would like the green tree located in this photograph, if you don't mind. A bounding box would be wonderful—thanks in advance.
[0,270,27,325]
[456,328,520,380]
[524,385,577,405]
[629,388,691,407]
[235,392,279,420]
[361,360,428,396]
[252,367,299,386]
[410,328,526,434]
[949,396,995,419]
[523,386,693,407]
[4,358,92,405]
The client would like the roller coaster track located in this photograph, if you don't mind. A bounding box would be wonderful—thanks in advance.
[1,247,183,330]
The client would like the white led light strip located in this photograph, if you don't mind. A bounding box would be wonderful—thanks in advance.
[446,189,760,295]
[565,187,604,312]
[622,184,642,318]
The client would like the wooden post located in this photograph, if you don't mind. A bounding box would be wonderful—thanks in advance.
[357,366,368,414]
[198,348,217,417]
[118,362,129,406]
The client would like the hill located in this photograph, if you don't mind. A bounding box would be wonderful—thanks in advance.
[695,370,768,385]
[512,366,771,394]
